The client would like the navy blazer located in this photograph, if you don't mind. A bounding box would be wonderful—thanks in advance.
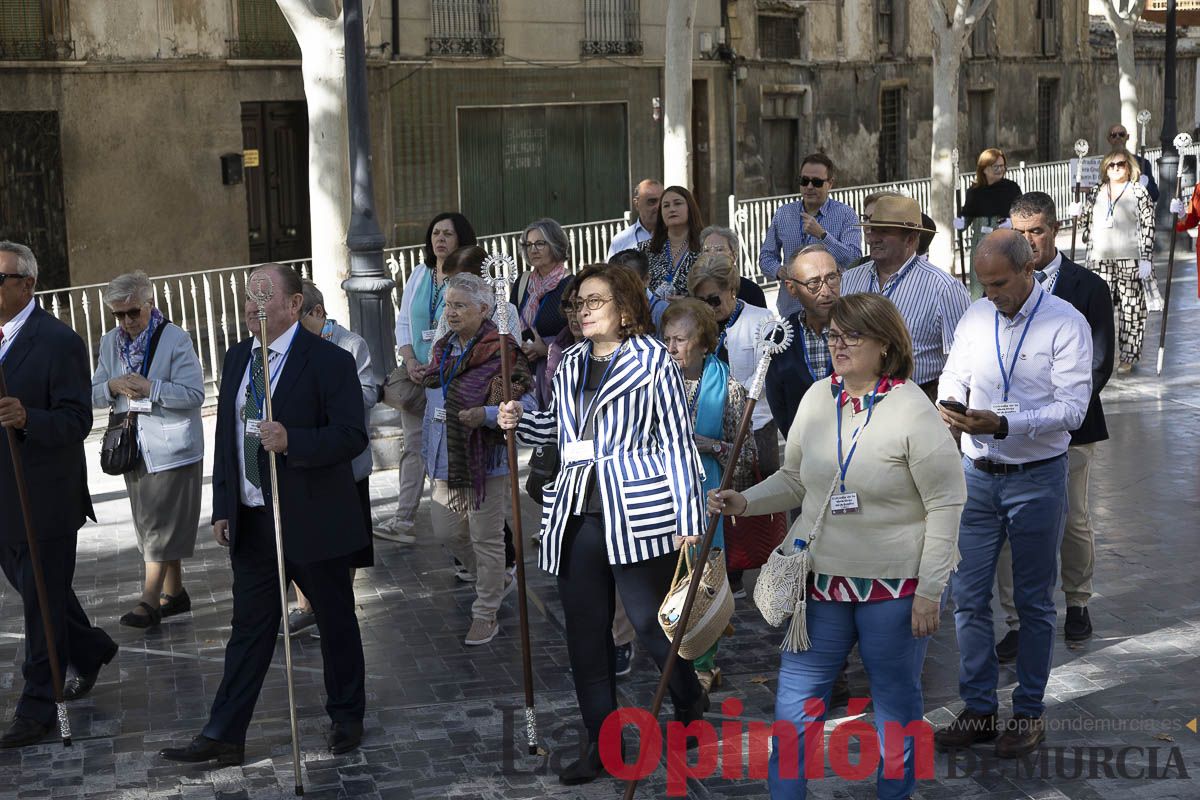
[211,325,369,564]
[1053,256,1114,445]
[764,312,821,438]
[0,305,94,544]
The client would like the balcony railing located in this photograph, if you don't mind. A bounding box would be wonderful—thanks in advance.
[428,0,503,57]
[229,0,300,59]
[582,0,643,56]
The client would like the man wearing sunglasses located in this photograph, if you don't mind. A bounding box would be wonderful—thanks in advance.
[1107,125,1158,202]
[759,153,862,317]
[0,242,118,748]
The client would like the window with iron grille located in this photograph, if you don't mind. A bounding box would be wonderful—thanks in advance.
[0,0,72,60]
[876,0,893,52]
[878,87,906,182]
[583,0,642,56]
[758,13,802,60]
[428,0,503,57]
[1037,79,1060,162]
[1036,0,1059,57]
[231,0,300,58]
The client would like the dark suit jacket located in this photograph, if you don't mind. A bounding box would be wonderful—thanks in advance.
[764,312,820,438]
[211,325,369,564]
[1053,256,1114,445]
[0,305,94,544]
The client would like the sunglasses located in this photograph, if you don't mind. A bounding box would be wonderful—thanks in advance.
[1108,131,1129,138]
[111,306,147,320]
[697,294,724,309]
[1107,162,1129,170]
[0,273,26,285]
[798,177,828,188]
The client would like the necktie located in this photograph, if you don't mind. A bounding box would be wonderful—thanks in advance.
[243,348,267,488]
[1034,270,1048,284]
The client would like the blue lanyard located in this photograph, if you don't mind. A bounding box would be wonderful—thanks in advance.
[662,240,688,289]
[577,341,625,428]
[798,325,831,381]
[439,334,479,401]
[870,262,911,299]
[835,377,883,493]
[993,292,1044,402]
[248,334,296,417]
[429,269,445,321]
[1105,182,1130,221]
[715,300,745,354]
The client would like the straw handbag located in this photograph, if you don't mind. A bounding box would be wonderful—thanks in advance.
[658,545,734,660]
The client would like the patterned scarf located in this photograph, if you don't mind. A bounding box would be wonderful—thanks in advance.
[830,372,906,413]
[424,319,533,511]
[116,307,165,374]
[519,264,567,331]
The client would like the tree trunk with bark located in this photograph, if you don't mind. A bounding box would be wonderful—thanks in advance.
[663,0,697,188]
[1097,1,1144,151]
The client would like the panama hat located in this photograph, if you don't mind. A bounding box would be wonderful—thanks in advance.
[855,195,936,233]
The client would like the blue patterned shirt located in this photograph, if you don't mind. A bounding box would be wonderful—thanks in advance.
[759,197,862,317]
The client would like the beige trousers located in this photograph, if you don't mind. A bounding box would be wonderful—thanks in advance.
[430,474,510,622]
[613,593,636,647]
[997,443,1096,629]
[394,407,427,524]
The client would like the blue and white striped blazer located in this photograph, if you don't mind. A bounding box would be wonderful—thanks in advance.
[516,334,706,575]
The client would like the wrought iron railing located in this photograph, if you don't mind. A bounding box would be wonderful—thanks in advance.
[229,0,300,59]
[582,0,642,56]
[427,0,503,56]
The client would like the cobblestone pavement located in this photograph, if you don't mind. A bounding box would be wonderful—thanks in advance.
[1,251,1197,799]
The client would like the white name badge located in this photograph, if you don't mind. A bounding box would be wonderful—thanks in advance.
[433,407,447,422]
[422,328,437,342]
[245,418,263,437]
[562,439,594,465]
[1105,216,1115,229]
[128,398,153,413]
[980,225,994,234]
[991,402,1020,415]
[654,284,673,299]
[830,492,861,515]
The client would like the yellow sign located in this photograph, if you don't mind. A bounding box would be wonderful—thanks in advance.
[1188,718,1197,734]
[243,149,260,168]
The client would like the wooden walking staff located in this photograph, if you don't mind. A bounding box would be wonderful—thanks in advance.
[952,147,968,287]
[1157,132,1193,375]
[483,253,539,756]
[0,366,72,748]
[1069,138,1089,263]
[622,317,793,800]
[246,273,304,795]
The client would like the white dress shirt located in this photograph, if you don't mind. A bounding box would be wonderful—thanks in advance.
[236,322,299,507]
[938,281,1093,464]
[1035,251,1064,294]
[0,298,36,361]
[721,302,774,431]
[606,219,652,259]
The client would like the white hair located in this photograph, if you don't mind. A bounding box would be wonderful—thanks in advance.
[0,241,38,280]
[103,271,155,307]
[445,273,496,315]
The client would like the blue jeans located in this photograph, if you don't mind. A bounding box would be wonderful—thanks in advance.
[952,455,1067,718]
[768,596,929,800]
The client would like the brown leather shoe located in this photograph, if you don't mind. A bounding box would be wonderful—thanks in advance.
[934,709,998,751]
[995,715,1045,758]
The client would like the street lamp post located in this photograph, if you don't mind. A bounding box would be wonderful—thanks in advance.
[342,0,395,381]
[1154,0,1180,254]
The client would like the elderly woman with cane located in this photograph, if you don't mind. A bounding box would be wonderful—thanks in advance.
[92,271,205,629]
[708,293,965,800]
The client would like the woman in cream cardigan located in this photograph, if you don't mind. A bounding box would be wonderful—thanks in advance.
[709,293,966,800]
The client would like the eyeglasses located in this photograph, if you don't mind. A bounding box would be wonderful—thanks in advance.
[1107,162,1129,170]
[520,240,550,251]
[798,177,828,188]
[0,273,27,285]
[1108,131,1129,139]
[987,163,1007,173]
[827,330,865,348]
[111,305,146,321]
[576,295,614,311]
[701,243,732,254]
[559,300,582,315]
[786,272,841,294]
[697,294,724,309]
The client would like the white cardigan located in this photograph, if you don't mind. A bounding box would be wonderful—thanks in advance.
[723,302,774,431]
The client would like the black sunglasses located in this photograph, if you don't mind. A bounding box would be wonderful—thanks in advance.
[112,306,146,320]
[798,177,828,188]
[697,294,724,309]
[0,273,26,285]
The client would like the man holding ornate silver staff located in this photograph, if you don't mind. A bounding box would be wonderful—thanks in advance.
[160,263,369,768]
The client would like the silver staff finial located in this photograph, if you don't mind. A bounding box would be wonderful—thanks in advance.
[1073,139,1089,158]
[748,317,793,401]
[951,147,959,162]
[248,271,276,320]
[1137,109,1152,126]
[1174,132,1193,151]
[483,252,519,335]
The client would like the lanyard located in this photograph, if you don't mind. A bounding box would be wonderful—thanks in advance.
[1105,182,1130,221]
[869,261,911,299]
[662,240,688,289]
[577,341,625,430]
[993,292,1044,402]
[715,300,745,354]
[798,325,831,381]
[835,377,883,493]
[248,334,295,417]
[429,268,445,321]
[439,334,479,401]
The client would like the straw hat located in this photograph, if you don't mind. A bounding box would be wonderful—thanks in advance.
[855,195,935,233]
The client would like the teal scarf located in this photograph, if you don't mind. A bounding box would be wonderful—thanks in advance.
[409,264,443,364]
[694,354,728,548]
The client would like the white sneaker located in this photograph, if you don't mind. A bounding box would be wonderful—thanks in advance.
[454,565,477,583]
[464,617,499,646]
[374,518,416,543]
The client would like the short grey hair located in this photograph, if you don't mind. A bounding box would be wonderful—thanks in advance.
[445,273,496,315]
[783,242,835,279]
[301,279,324,316]
[103,271,154,308]
[0,241,38,281]
[975,231,1034,273]
[699,225,740,258]
[523,218,571,264]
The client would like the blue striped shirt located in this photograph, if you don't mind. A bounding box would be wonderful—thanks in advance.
[759,198,863,317]
[841,255,971,385]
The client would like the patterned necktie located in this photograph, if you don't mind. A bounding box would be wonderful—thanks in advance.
[243,347,266,488]
[1034,270,1048,284]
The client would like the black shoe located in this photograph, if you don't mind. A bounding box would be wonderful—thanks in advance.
[160,734,245,766]
[159,588,192,618]
[119,601,162,629]
[995,715,1045,758]
[995,630,1019,663]
[63,642,119,701]
[729,575,747,600]
[614,642,634,678]
[934,709,999,751]
[559,742,604,786]
[0,716,51,748]
[328,720,363,754]
[1064,607,1092,641]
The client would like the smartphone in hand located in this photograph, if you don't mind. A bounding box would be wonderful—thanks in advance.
[939,399,968,415]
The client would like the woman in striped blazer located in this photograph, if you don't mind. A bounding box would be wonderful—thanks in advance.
[498,263,709,786]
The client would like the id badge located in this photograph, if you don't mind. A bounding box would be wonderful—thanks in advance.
[991,402,1020,415]
[433,407,447,422]
[422,328,437,342]
[128,398,153,413]
[245,418,263,437]
[830,492,861,515]
[562,439,594,465]
[980,225,994,235]
[1105,216,1115,229]
[654,284,673,300]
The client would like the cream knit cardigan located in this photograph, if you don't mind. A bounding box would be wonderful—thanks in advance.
[741,379,966,602]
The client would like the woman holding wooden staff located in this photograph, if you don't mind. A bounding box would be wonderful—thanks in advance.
[497,263,708,786]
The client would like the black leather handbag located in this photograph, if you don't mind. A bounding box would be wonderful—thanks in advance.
[524,443,560,504]
[100,322,168,476]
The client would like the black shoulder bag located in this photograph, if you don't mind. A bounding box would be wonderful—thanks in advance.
[101,322,169,476]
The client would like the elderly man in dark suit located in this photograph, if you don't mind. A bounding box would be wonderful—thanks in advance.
[160,264,369,766]
[994,192,1116,659]
[0,241,118,748]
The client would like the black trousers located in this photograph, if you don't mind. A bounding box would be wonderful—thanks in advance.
[557,513,702,743]
[201,505,366,745]
[0,533,116,725]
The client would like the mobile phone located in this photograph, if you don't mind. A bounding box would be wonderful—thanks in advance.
[939,399,968,414]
